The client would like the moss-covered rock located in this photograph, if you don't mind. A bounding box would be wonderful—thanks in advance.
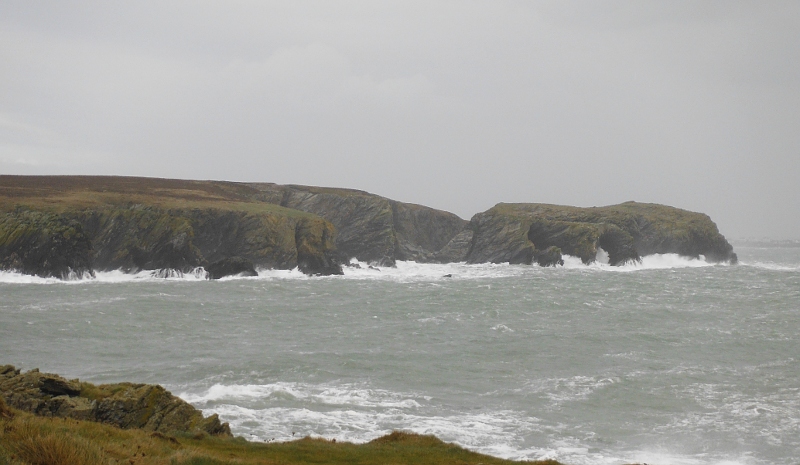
[295,217,344,275]
[466,202,737,266]
[0,365,230,436]
[0,208,94,278]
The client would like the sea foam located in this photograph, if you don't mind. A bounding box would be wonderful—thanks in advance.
[0,253,733,285]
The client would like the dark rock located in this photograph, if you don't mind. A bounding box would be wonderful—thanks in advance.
[0,365,230,436]
[248,183,466,266]
[206,256,258,279]
[295,217,343,276]
[533,246,564,267]
[431,229,474,263]
[443,274,453,278]
[0,209,94,278]
[40,376,81,397]
[465,209,535,265]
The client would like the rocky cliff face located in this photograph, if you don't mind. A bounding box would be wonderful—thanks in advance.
[72,207,342,275]
[0,176,343,277]
[462,202,737,266]
[0,209,94,278]
[0,365,230,436]
[0,176,738,273]
[248,183,467,265]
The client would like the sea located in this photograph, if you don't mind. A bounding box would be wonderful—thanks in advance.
[1,243,798,465]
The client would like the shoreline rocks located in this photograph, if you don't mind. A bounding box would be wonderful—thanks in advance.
[206,256,258,279]
[0,365,230,436]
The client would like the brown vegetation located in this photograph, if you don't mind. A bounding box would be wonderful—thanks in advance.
[0,407,563,465]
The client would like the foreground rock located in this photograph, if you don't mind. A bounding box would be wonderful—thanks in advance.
[0,365,230,436]
[461,202,737,266]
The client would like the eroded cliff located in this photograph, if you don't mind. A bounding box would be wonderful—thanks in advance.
[248,183,467,265]
[462,202,737,266]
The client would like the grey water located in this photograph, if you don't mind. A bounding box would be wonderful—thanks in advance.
[1,247,798,465]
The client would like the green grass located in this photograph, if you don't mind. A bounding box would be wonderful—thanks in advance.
[0,405,565,465]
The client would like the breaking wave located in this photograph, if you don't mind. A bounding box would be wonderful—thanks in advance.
[0,253,745,285]
[177,380,759,465]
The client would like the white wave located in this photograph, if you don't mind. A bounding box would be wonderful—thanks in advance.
[562,252,718,272]
[340,259,531,281]
[0,252,750,285]
[622,450,754,465]
[740,261,800,272]
[179,381,554,461]
[180,382,424,409]
[179,380,759,465]
[0,271,63,284]
[0,267,213,284]
[522,375,620,404]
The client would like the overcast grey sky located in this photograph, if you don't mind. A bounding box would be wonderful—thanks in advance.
[1,1,798,239]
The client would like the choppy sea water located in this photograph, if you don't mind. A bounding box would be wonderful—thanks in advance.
[1,245,798,465]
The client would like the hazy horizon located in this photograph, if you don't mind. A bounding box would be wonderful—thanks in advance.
[2,2,798,239]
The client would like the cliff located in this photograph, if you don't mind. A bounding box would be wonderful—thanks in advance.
[247,183,467,265]
[0,176,342,277]
[0,176,737,274]
[0,365,230,436]
[460,202,738,266]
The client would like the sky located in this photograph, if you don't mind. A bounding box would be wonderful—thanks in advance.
[1,1,798,239]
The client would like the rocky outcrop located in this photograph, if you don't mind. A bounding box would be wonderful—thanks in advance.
[248,183,467,265]
[206,256,258,279]
[533,246,564,267]
[0,209,94,278]
[431,229,474,263]
[463,202,737,266]
[0,365,230,436]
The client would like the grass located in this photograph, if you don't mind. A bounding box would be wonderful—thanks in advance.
[0,405,565,465]
[0,176,317,220]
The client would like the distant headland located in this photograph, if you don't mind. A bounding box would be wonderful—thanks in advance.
[0,175,737,279]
